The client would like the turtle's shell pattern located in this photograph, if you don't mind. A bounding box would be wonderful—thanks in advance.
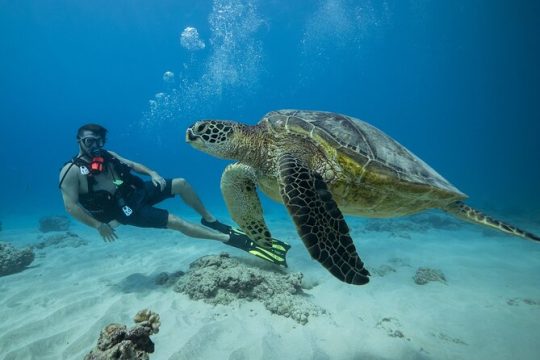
[262,109,465,197]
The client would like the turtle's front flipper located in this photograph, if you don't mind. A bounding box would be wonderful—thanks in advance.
[444,201,540,241]
[220,163,274,249]
[278,153,370,285]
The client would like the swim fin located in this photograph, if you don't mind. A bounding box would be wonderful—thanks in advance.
[201,218,290,267]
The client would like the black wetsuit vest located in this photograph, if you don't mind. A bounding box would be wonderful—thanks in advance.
[65,151,144,222]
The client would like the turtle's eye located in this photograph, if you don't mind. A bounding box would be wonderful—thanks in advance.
[196,123,207,133]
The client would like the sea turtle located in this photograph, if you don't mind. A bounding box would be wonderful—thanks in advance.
[186,110,540,285]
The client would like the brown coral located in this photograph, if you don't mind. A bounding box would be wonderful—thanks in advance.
[133,309,161,334]
[84,310,160,360]
[174,253,325,324]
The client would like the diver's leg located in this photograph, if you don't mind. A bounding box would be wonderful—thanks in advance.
[171,178,215,222]
[166,214,228,241]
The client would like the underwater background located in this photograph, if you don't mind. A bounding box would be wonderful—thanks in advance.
[1,0,539,222]
[1,2,540,359]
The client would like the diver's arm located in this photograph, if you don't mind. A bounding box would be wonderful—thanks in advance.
[108,150,166,189]
[59,165,117,241]
[59,165,101,228]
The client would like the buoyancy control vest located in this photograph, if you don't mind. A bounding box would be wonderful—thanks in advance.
[60,151,145,222]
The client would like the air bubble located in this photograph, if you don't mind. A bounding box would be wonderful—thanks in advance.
[162,71,175,83]
[180,27,206,51]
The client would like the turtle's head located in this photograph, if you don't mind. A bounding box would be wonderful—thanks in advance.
[186,120,246,160]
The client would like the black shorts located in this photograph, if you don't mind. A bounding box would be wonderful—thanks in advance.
[117,179,174,228]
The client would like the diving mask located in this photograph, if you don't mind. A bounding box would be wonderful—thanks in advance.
[80,136,105,148]
[80,135,105,159]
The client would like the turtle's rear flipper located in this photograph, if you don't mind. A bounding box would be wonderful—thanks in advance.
[278,153,370,285]
[444,201,540,241]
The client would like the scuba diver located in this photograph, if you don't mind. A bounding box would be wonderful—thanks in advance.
[59,124,289,266]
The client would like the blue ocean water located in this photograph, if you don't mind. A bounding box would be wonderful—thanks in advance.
[0,0,539,221]
[1,2,540,359]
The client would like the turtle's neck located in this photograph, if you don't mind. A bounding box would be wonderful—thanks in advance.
[234,123,271,169]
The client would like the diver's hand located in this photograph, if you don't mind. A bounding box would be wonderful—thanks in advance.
[150,172,166,190]
[97,222,118,242]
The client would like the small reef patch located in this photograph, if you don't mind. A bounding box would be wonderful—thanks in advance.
[370,257,411,278]
[38,215,71,233]
[173,253,325,324]
[363,212,461,238]
[33,231,88,249]
[0,242,35,277]
[84,309,160,360]
[413,267,447,285]
[370,264,397,277]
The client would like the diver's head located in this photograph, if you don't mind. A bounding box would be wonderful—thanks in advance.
[77,123,107,157]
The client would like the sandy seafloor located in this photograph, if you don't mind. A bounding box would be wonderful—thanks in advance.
[1,210,539,360]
